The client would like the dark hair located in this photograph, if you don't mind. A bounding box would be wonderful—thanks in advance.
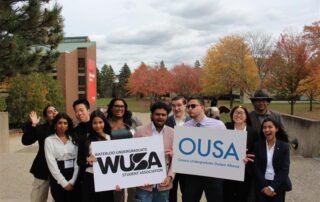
[150,102,172,114]
[73,99,90,110]
[52,112,74,136]
[187,96,205,106]
[42,104,55,117]
[260,118,289,143]
[229,105,252,126]
[106,98,133,126]
[89,110,112,136]
[171,96,186,105]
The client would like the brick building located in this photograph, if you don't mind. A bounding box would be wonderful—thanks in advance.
[55,36,96,120]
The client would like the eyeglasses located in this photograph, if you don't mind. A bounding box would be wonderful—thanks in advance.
[186,104,200,109]
[113,105,125,108]
[234,111,245,116]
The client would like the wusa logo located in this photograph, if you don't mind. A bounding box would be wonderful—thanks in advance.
[96,152,163,174]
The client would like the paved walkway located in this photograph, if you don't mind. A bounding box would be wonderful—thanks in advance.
[0,112,319,202]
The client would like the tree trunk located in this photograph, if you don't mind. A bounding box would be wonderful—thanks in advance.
[290,99,294,115]
[309,94,313,112]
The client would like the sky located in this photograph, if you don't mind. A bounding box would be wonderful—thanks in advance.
[53,0,320,73]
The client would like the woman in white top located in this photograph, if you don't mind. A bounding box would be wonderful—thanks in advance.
[45,112,79,202]
[253,118,292,202]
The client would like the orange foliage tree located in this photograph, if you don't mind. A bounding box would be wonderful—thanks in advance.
[267,32,311,114]
[127,63,172,102]
[170,64,203,97]
[202,35,259,107]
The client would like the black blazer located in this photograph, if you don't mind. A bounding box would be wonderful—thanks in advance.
[225,122,258,154]
[22,122,54,180]
[253,139,292,192]
[166,115,191,128]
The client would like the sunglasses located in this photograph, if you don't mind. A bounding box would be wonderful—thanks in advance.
[186,104,200,109]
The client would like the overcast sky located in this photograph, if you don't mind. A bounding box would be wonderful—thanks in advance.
[54,0,319,73]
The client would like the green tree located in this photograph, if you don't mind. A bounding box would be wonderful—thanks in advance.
[194,60,201,68]
[96,67,103,98]
[118,63,131,97]
[6,72,64,126]
[0,0,64,81]
[100,64,115,97]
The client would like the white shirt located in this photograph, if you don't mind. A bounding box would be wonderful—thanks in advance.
[174,115,187,126]
[44,134,79,188]
[265,141,276,181]
[151,122,165,136]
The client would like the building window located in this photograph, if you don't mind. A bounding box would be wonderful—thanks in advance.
[78,58,86,73]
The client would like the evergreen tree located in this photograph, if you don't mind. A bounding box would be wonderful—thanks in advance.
[194,60,201,68]
[100,64,115,97]
[160,60,165,68]
[0,0,64,81]
[118,63,131,97]
[96,67,103,98]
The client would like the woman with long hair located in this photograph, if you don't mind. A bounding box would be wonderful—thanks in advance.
[44,113,79,202]
[77,110,114,202]
[223,105,258,202]
[106,98,142,202]
[253,118,292,202]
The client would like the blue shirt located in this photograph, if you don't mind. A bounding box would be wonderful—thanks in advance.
[184,116,226,129]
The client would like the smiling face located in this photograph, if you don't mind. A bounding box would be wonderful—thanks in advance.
[232,107,247,125]
[92,116,105,135]
[171,98,186,119]
[262,121,278,142]
[74,104,90,123]
[111,100,125,119]
[253,99,269,114]
[45,106,58,122]
[151,108,168,129]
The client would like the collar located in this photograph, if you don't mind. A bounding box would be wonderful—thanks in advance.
[151,122,166,134]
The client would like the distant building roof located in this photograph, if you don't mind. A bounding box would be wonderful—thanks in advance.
[57,36,96,53]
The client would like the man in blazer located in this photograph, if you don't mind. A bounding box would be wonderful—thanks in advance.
[165,96,190,202]
[134,101,175,202]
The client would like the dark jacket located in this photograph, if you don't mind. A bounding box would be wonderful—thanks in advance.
[253,139,292,192]
[223,123,259,202]
[249,110,288,140]
[166,115,191,128]
[22,122,54,180]
[72,121,91,145]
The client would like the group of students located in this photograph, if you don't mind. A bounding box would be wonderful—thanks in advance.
[22,90,292,202]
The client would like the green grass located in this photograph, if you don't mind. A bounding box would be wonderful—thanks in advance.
[96,98,320,120]
[96,97,151,112]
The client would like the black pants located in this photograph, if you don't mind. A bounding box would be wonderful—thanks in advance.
[169,173,186,202]
[82,172,114,202]
[223,176,253,202]
[182,175,223,202]
[256,180,286,202]
[49,164,80,202]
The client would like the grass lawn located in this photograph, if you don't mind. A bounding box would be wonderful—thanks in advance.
[96,98,320,121]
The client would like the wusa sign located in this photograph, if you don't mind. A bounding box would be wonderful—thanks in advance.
[92,136,166,192]
[172,126,247,181]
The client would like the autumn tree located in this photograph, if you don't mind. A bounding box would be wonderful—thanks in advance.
[267,32,311,114]
[117,63,131,97]
[0,0,64,82]
[202,35,259,107]
[245,32,275,88]
[171,64,203,97]
[298,21,320,111]
[127,63,172,102]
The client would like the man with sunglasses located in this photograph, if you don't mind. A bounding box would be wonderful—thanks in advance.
[182,96,226,202]
[166,96,191,202]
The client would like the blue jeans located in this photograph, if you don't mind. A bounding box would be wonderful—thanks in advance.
[136,187,169,202]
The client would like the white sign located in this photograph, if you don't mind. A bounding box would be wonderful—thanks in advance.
[172,126,247,181]
[92,136,166,192]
